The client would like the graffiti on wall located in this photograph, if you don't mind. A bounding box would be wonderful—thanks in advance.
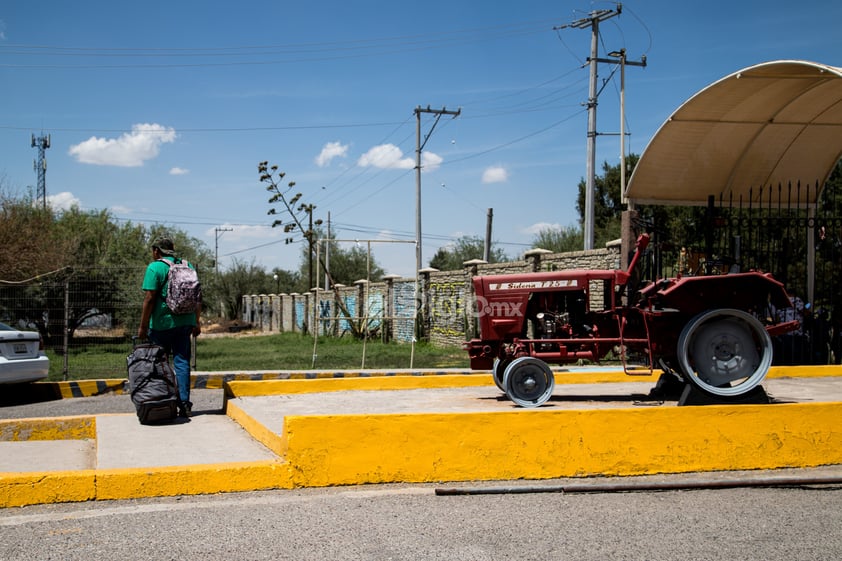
[392,282,417,342]
[365,293,383,332]
[428,282,466,337]
[294,299,306,331]
[318,299,332,335]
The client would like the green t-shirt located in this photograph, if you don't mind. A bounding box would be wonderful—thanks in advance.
[142,257,197,331]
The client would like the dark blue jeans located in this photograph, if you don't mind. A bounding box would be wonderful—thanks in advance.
[148,325,193,404]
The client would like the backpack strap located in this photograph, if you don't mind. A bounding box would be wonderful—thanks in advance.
[156,258,173,300]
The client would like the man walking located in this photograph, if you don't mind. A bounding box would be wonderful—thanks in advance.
[138,237,202,417]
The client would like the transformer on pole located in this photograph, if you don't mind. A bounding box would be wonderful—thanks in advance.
[31,133,51,210]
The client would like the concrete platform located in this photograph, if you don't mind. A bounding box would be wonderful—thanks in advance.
[2,367,841,507]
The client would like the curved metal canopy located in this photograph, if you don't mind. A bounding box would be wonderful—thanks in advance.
[626,60,842,206]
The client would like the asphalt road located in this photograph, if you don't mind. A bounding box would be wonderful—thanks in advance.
[0,479,840,561]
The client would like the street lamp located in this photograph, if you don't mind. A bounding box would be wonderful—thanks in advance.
[273,273,279,294]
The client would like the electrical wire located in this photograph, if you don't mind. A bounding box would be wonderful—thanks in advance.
[0,20,559,70]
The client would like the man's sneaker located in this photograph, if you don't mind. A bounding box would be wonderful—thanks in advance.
[178,401,193,418]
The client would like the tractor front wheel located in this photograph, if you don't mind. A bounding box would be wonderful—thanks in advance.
[503,357,555,407]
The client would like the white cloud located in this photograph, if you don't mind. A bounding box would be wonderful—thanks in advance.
[357,144,413,169]
[357,143,442,172]
[482,165,508,184]
[522,222,563,235]
[315,141,349,167]
[421,151,442,172]
[68,123,176,167]
[46,191,81,211]
[169,167,189,175]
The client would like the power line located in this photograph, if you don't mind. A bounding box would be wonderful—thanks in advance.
[0,19,559,70]
[0,20,555,55]
[0,121,404,134]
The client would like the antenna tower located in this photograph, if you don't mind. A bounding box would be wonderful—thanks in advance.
[31,132,51,210]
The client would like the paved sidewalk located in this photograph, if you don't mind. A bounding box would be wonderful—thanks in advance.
[0,413,277,473]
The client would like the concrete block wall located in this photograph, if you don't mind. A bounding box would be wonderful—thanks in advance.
[243,243,621,347]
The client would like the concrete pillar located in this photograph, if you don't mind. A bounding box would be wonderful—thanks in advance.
[523,248,553,272]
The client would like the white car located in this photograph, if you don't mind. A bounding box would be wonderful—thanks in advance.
[0,322,50,383]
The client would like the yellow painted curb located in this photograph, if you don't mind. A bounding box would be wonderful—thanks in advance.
[222,365,842,398]
[225,374,494,397]
[0,415,96,442]
[0,461,292,508]
[30,379,127,399]
[0,470,96,507]
[95,460,292,501]
[226,399,287,456]
[30,364,842,399]
[280,402,842,487]
[767,364,842,378]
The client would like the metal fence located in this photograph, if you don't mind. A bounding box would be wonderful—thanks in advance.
[634,182,842,365]
[0,267,144,380]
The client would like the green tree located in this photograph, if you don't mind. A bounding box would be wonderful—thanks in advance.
[214,259,280,320]
[819,159,842,214]
[54,209,214,330]
[0,194,215,343]
[0,191,72,280]
[260,161,371,337]
[269,268,302,294]
[429,236,508,271]
[529,224,584,253]
[576,155,639,247]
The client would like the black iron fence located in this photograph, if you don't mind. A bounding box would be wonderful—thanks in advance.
[634,181,842,366]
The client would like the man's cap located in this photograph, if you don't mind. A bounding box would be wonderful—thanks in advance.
[152,237,176,256]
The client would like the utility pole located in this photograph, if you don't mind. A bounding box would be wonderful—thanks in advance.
[415,105,461,275]
[558,4,622,250]
[31,133,50,210]
[484,208,493,262]
[299,203,322,289]
[214,227,233,274]
[324,211,331,291]
[607,48,646,208]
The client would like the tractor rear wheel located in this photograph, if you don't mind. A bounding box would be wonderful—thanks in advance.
[503,357,555,407]
[677,308,773,397]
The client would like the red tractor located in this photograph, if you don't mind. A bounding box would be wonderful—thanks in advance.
[464,234,799,407]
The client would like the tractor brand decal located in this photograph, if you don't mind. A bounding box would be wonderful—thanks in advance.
[490,279,579,290]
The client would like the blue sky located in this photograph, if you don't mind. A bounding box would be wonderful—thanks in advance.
[2,1,841,277]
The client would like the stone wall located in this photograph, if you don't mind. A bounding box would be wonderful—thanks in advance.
[243,241,621,347]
